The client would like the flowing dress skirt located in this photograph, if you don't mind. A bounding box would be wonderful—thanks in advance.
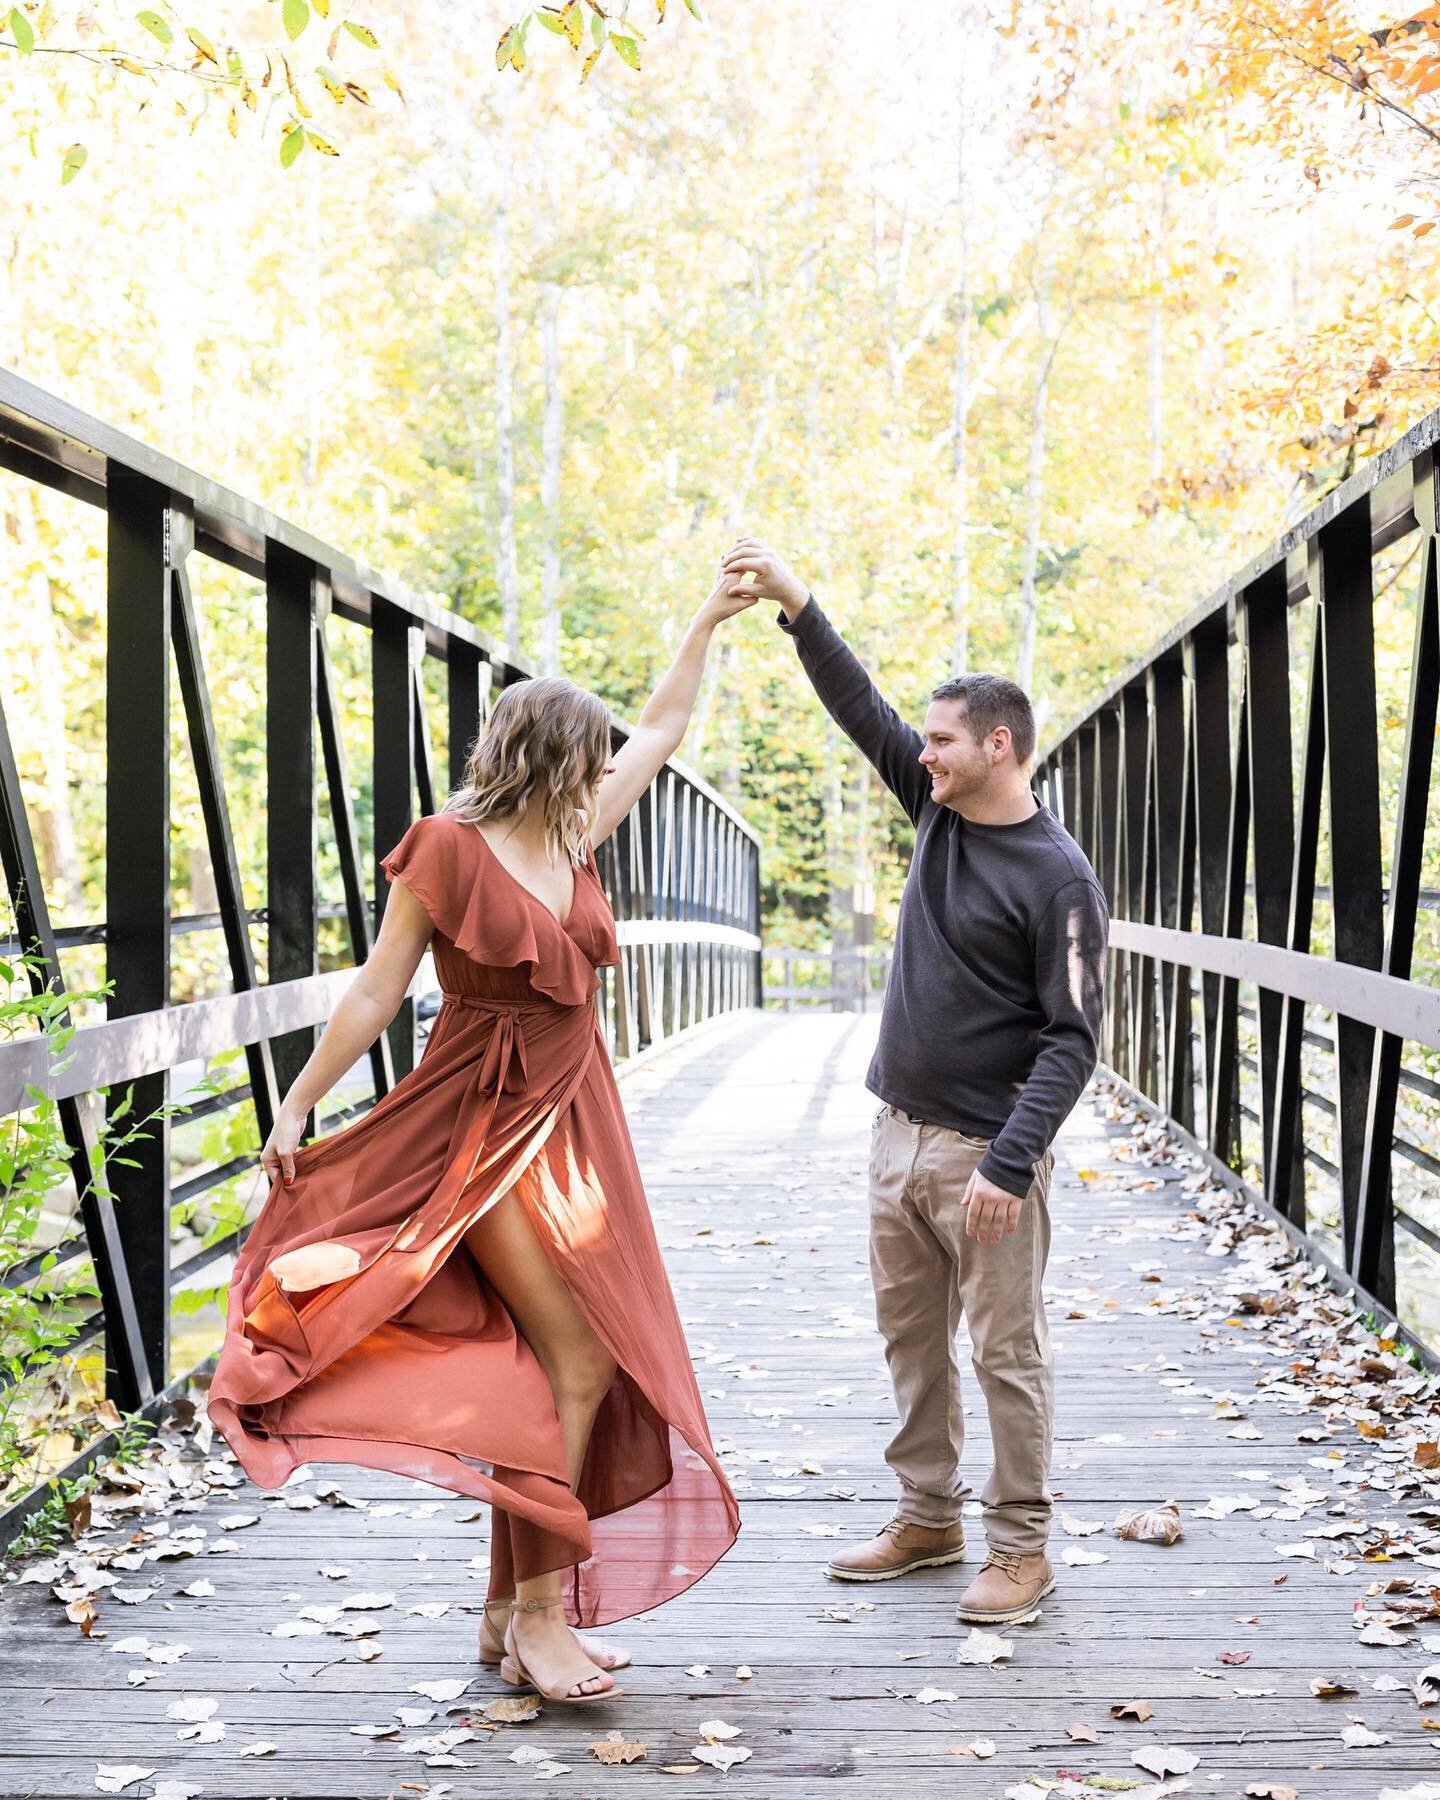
[208,813,740,1628]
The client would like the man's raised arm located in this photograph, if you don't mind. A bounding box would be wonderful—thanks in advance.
[722,537,931,822]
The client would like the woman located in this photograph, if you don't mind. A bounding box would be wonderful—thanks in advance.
[207,566,755,1704]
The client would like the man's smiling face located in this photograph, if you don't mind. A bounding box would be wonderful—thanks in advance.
[918,697,994,811]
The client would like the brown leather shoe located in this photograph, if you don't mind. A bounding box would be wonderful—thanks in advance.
[954,1548,1055,1623]
[825,1515,967,1583]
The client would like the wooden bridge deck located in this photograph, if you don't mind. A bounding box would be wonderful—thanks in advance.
[5,1012,1440,1799]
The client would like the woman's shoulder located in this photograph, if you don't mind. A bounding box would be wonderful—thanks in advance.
[379,812,475,899]
[392,810,477,853]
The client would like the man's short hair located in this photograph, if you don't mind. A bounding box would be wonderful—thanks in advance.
[930,673,1036,768]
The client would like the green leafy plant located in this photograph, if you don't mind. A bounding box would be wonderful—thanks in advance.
[0,894,233,1524]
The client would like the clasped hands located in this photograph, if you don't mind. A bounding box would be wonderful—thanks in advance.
[695,537,810,629]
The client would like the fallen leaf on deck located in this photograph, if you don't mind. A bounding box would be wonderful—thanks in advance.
[1062,1546,1109,1566]
[95,1769,154,1794]
[483,1696,542,1722]
[1066,1721,1100,1743]
[955,1628,1013,1665]
[692,1744,751,1772]
[411,1679,470,1702]
[1132,1743,1199,1776]
[915,1687,957,1705]
[1113,1501,1183,1544]
[1111,1699,1155,1722]
[1310,1676,1357,1697]
[590,1739,647,1764]
[1244,1784,1299,1799]
[164,1698,217,1722]
[698,1719,742,1740]
[175,1722,224,1744]
[1341,1721,1391,1747]
[951,1738,996,1757]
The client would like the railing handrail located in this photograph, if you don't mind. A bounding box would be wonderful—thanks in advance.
[1041,402,1440,759]
[1033,408,1440,1358]
[0,368,764,1527]
[0,365,759,848]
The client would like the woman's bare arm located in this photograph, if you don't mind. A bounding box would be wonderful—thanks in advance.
[260,877,435,1185]
[589,565,757,847]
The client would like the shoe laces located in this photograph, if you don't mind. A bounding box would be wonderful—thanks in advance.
[985,1549,1023,1578]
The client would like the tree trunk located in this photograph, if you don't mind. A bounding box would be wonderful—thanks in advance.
[951,70,972,678]
[693,359,775,760]
[539,282,564,677]
[1,489,84,925]
[1016,268,1053,695]
[493,88,521,662]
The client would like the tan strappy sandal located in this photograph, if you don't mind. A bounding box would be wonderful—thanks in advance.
[498,1596,626,1705]
[480,1597,633,1671]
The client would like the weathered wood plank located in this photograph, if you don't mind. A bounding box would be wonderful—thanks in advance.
[3,1014,1438,1800]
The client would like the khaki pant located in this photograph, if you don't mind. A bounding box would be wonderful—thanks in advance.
[868,1102,1055,1555]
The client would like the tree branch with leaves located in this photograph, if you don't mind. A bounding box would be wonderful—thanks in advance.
[496,0,701,79]
[0,0,394,177]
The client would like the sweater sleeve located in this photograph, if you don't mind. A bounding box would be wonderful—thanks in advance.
[978,876,1110,1197]
[778,596,931,824]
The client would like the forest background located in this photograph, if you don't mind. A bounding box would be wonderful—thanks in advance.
[4,0,1440,964]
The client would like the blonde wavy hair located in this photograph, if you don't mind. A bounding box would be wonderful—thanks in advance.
[440,676,613,865]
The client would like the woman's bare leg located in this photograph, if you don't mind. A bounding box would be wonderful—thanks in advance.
[463,1191,618,1698]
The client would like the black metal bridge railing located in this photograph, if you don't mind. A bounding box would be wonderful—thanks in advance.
[0,369,761,1536]
[1036,408,1440,1356]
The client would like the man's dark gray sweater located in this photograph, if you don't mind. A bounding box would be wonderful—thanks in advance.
[781,597,1109,1198]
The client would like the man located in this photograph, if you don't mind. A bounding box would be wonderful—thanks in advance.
[722,538,1109,1625]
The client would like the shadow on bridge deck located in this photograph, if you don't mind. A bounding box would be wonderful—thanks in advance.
[3,1012,1439,1800]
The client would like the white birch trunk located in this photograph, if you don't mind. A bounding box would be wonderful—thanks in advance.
[1016,269,1053,695]
[539,282,563,677]
[493,88,521,662]
[951,71,972,678]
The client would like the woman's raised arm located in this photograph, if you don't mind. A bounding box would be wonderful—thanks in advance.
[589,562,757,847]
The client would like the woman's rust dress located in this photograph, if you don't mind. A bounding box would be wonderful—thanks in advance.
[207,813,739,1628]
